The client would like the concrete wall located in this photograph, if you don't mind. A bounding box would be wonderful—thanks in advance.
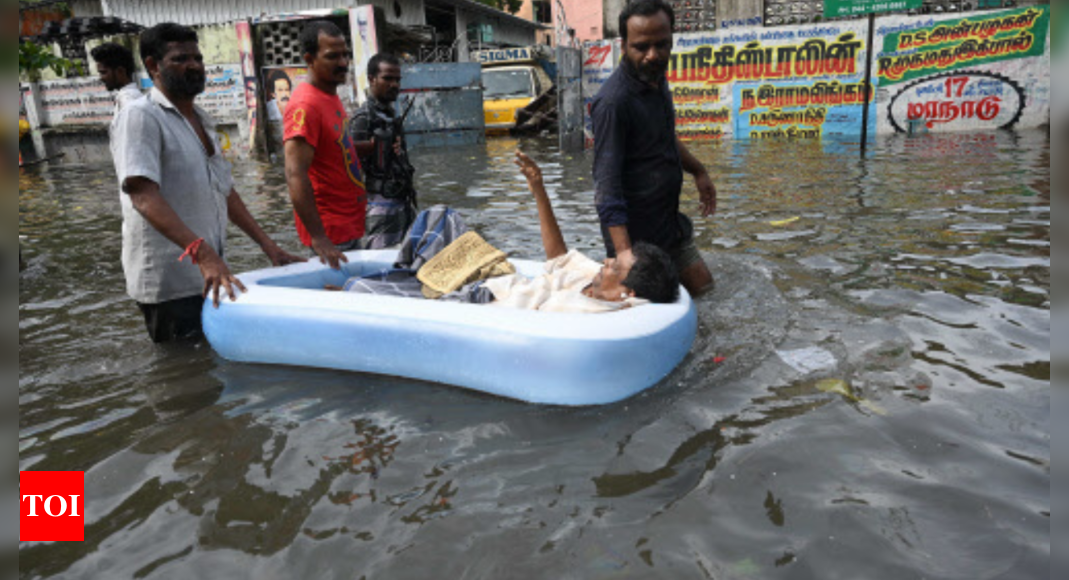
[583,5,1051,142]
[23,22,252,159]
[517,0,554,45]
[555,0,606,43]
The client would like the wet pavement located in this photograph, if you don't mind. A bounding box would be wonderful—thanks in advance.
[19,130,1049,579]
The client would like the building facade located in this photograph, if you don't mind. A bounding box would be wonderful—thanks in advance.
[80,0,544,55]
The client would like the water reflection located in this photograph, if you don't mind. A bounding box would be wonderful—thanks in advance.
[19,130,1049,579]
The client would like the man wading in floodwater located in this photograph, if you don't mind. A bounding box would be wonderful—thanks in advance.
[284,21,369,270]
[351,53,419,249]
[592,0,719,297]
[113,23,303,343]
[90,43,142,120]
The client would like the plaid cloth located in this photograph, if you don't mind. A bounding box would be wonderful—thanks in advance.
[395,205,469,270]
[341,268,424,297]
[362,197,416,250]
[341,206,494,304]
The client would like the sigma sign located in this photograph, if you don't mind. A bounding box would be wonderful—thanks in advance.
[888,72,1025,133]
[474,47,533,64]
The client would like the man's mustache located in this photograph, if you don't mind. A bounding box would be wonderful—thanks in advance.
[335,67,350,75]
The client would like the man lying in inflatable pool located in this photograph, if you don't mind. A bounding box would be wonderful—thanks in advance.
[333,151,681,314]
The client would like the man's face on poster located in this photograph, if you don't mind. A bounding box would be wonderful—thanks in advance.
[274,78,292,113]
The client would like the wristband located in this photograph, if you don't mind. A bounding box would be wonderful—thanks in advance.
[178,238,205,265]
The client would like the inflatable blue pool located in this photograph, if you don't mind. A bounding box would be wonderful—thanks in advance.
[203,250,697,406]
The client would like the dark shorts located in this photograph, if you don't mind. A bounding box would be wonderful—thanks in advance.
[605,213,705,275]
[137,295,205,343]
[667,234,704,274]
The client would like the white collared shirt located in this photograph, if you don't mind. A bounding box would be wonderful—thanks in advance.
[484,250,649,314]
[112,87,234,304]
[114,83,143,118]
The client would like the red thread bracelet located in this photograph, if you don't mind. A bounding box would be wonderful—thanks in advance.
[178,238,205,265]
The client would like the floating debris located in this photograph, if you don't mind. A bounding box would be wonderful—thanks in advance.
[816,379,888,416]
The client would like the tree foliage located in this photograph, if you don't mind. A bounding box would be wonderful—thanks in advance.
[19,1,77,78]
[19,41,80,79]
[475,0,524,15]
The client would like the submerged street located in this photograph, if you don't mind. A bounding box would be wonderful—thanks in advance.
[19,130,1050,579]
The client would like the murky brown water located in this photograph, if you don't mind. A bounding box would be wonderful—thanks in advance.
[19,130,1049,579]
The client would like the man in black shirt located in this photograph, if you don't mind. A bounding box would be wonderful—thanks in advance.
[351,53,417,249]
[592,0,717,297]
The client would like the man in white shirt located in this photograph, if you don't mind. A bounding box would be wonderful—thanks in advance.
[482,152,682,313]
[333,152,684,313]
[91,43,143,119]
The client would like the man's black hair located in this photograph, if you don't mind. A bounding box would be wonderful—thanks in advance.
[139,23,198,67]
[368,53,402,79]
[619,0,675,43]
[90,43,136,76]
[266,69,292,97]
[300,21,345,58]
[624,242,681,304]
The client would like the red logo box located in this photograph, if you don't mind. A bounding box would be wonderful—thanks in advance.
[20,472,85,542]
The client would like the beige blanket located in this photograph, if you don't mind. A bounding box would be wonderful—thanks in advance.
[417,231,515,299]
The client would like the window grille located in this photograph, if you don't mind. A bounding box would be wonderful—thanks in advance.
[763,1,1022,28]
[667,0,718,34]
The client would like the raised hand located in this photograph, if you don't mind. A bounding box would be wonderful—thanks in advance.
[514,150,544,187]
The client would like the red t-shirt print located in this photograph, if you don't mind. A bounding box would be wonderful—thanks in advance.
[284,83,368,247]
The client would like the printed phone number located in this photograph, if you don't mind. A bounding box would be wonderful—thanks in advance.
[833,2,911,16]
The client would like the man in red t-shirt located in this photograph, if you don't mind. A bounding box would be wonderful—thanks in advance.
[284,21,371,269]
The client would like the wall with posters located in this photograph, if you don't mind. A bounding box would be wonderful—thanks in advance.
[262,67,309,122]
[25,22,252,158]
[875,5,1051,135]
[668,21,877,140]
[33,77,122,126]
[581,6,1050,143]
[351,5,381,106]
[197,64,248,124]
[581,39,622,148]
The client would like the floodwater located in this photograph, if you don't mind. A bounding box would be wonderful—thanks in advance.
[19,130,1049,580]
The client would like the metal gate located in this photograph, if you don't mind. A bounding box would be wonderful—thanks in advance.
[401,63,486,149]
[557,47,584,154]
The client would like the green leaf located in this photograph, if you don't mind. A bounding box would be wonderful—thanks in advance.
[19,41,78,79]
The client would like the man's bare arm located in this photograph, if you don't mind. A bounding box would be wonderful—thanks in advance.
[124,177,245,306]
[677,137,718,217]
[284,138,348,269]
[516,151,567,260]
[606,225,633,258]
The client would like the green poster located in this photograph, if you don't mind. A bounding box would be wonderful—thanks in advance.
[825,0,923,20]
[878,6,1051,86]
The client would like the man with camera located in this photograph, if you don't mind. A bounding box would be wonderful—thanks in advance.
[351,53,418,250]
